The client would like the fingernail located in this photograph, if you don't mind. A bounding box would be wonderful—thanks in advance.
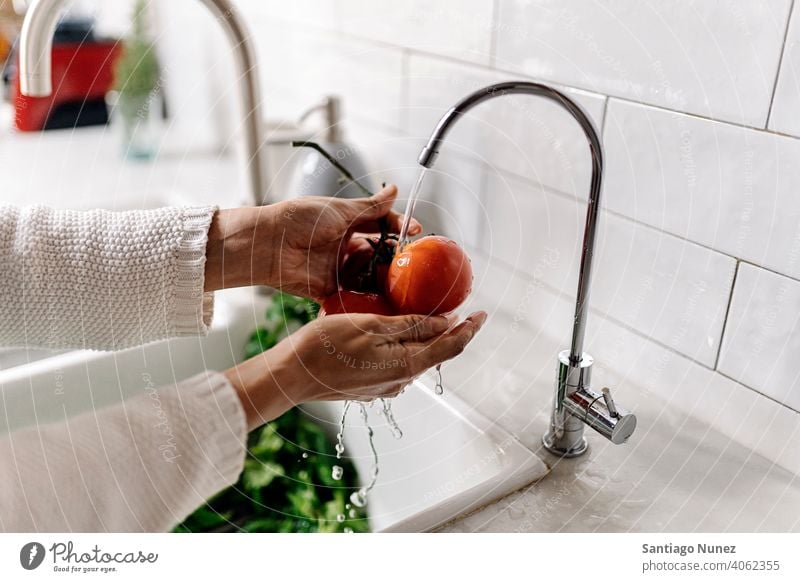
[471,311,488,328]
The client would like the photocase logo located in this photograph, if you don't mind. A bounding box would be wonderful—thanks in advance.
[20,542,46,570]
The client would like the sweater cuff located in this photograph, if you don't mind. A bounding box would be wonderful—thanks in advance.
[171,371,248,515]
[171,206,218,337]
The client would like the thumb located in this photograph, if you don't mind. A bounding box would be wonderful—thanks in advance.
[349,184,398,222]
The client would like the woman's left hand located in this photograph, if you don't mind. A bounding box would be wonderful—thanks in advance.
[204,184,421,299]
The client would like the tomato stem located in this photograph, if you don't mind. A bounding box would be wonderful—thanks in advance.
[293,141,399,292]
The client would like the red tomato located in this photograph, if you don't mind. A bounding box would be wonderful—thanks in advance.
[319,290,396,317]
[386,235,473,316]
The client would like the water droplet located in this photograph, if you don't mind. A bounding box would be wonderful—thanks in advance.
[434,364,444,395]
[331,465,344,481]
[301,452,308,459]
[335,401,351,459]
[356,404,380,498]
[381,398,404,440]
[343,527,354,533]
[345,504,351,510]
[349,509,357,518]
[336,514,345,523]
[350,488,368,508]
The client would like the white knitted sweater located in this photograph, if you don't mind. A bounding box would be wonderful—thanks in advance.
[0,205,247,532]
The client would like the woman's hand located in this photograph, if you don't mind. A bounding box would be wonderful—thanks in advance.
[204,185,421,299]
[224,310,487,431]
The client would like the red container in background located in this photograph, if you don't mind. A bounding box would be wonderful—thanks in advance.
[10,39,120,132]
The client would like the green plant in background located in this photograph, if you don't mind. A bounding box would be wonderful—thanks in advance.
[113,0,160,105]
[112,0,162,160]
[175,293,369,533]
[243,292,319,360]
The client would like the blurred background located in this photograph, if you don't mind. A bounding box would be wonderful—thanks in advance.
[1,0,798,495]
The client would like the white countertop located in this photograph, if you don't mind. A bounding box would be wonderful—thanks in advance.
[433,301,800,532]
[0,121,243,209]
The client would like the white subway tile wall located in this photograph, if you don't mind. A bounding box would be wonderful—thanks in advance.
[227,1,800,426]
[769,6,800,136]
[719,264,800,412]
[339,0,495,66]
[406,55,608,199]
[604,99,800,281]
[494,0,793,126]
[480,171,737,366]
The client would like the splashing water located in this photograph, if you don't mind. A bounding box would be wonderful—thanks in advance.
[332,398,401,513]
[380,398,403,439]
[350,488,368,508]
[335,400,352,460]
[397,169,428,250]
[357,403,380,499]
[434,364,444,395]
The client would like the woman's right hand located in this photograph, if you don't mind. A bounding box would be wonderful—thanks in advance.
[224,311,487,431]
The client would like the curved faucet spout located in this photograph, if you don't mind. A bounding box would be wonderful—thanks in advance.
[19,0,268,205]
[418,81,603,363]
[419,81,635,457]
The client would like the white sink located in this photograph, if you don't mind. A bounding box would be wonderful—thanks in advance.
[0,289,548,531]
[304,380,548,532]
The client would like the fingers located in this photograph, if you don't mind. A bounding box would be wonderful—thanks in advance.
[407,311,487,372]
[355,183,398,221]
[384,209,423,236]
[377,313,452,343]
[351,383,406,401]
[341,184,423,236]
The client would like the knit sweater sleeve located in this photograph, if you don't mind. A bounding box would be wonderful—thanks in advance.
[0,205,217,350]
[0,371,247,532]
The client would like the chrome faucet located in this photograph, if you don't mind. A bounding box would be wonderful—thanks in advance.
[418,81,637,457]
[18,0,268,205]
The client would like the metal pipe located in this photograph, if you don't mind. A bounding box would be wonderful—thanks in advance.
[418,81,636,457]
[417,80,604,363]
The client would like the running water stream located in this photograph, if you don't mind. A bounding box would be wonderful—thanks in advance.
[329,168,448,519]
[396,169,428,250]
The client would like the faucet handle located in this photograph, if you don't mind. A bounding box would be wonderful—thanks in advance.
[563,387,637,445]
[601,387,619,418]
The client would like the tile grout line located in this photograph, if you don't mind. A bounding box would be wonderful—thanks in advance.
[599,96,611,139]
[713,260,741,370]
[765,0,796,130]
[716,370,800,416]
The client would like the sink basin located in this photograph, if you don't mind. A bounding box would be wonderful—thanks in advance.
[0,289,548,531]
[304,380,548,532]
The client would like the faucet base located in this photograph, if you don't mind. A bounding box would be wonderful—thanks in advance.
[541,432,588,458]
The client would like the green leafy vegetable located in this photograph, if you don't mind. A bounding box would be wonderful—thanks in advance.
[175,293,368,534]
